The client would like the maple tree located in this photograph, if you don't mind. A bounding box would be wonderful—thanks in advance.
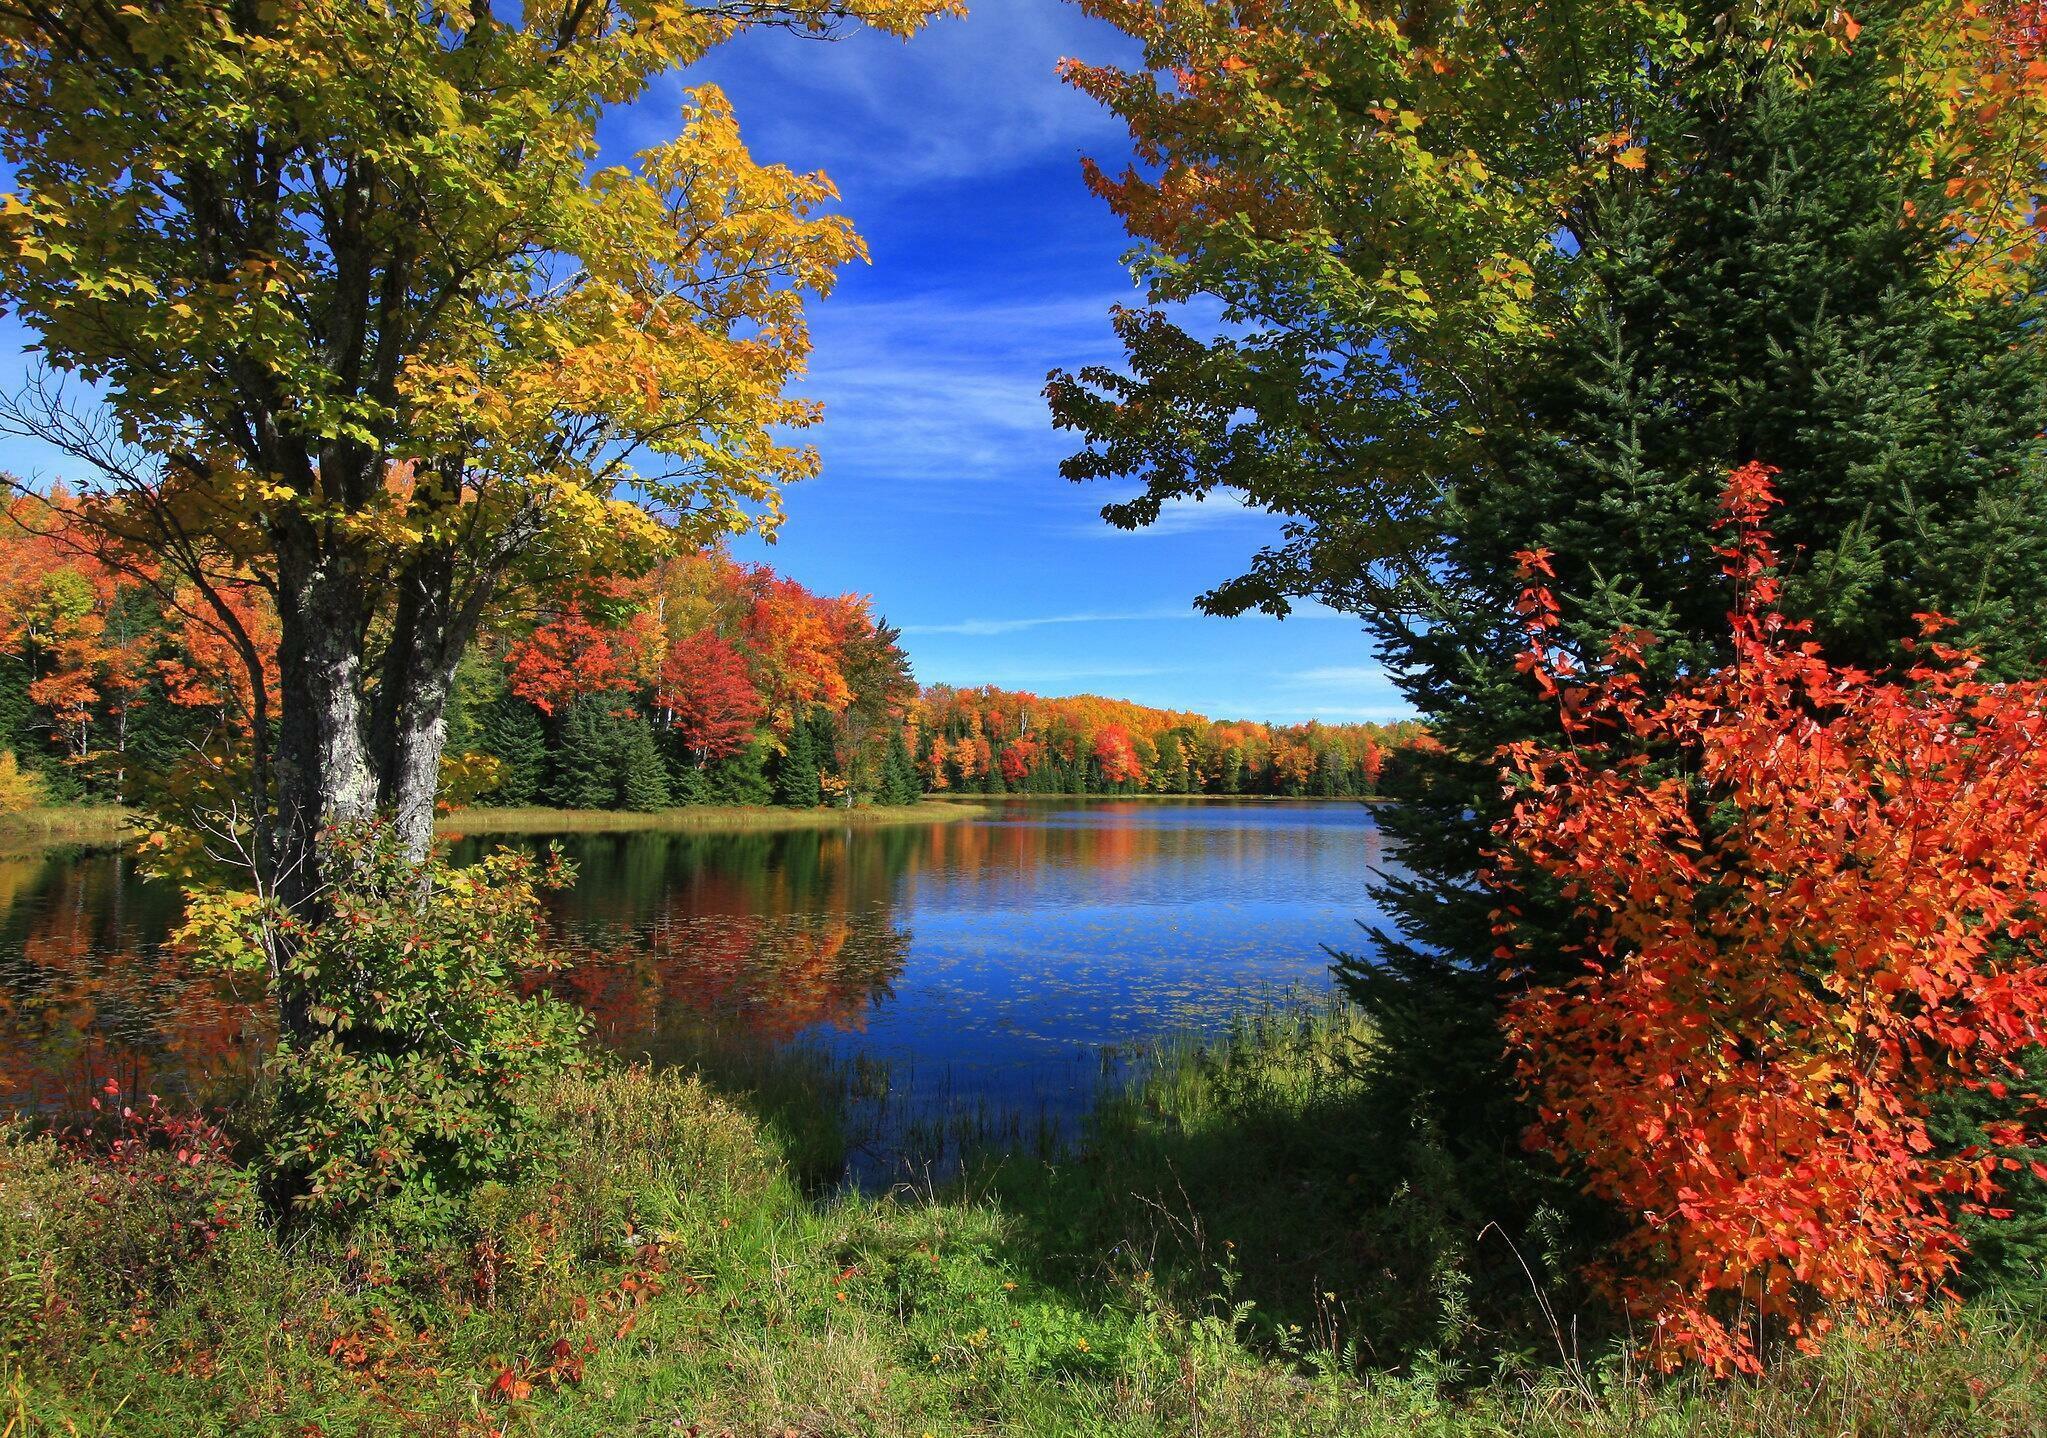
[656,632,764,768]
[504,606,641,718]
[740,569,858,732]
[1091,725,1142,787]
[1493,463,2047,1373]
[0,0,959,969]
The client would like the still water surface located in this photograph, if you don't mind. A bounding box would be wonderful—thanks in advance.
[0,800,1398,1173]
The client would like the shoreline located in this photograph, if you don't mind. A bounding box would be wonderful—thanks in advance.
[0,805,136,853]
[436,801,989,836]
[922,791,1387,804]
[0,793,1378,856]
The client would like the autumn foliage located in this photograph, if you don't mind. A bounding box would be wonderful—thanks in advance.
[1493,463,2047,1373]
[910,683,1417,797]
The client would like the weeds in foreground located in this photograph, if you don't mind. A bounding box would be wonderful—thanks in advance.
[4,1017,2045,1435]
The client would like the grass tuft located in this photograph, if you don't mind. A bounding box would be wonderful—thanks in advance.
[5,1011,2043,1435]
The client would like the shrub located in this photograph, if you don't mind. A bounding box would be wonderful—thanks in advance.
[183,827,589,1230]
[1495,463,2047,1373]
[0,748,44,812]
[0,1097,252,1361]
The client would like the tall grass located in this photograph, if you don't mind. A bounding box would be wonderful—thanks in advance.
[0,805,133,852]
[6,1008,2044,1436]
[436,801,986,836]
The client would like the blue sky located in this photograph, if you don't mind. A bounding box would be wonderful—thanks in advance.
[0,2,1406,727]
[661,2,1405,725]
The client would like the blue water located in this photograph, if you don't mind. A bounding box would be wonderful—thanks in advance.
[0,799,1401,1173]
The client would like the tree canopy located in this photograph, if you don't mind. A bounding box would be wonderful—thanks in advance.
[0,0,958,896]
[1050,0,2047,618]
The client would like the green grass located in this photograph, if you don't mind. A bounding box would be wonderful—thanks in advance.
[6,1011,2043,1436]
[436,801,987,836]
[0,804,134,852]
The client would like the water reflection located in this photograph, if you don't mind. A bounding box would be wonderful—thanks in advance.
[0,801,1397,1170]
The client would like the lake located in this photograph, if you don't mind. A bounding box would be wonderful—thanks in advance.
[0,799,1399,1179]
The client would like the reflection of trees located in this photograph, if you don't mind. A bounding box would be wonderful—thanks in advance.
[0,808,1380,1113]
[539,913,912,1048]
[0,851,263,1114]
[493,826,920,1046]
[0,831,925,1115]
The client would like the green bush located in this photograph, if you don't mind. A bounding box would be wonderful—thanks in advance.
[189,828,590,1230]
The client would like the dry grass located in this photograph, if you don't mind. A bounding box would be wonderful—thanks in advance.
[436,801,988,836]
[0,805,134,852]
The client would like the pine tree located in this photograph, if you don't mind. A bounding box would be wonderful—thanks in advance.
[549,696,617,810]
[774,714,822,808]
[807,706,842,795]
[615,714,670,812]
[1341,60,2047,1310]
[711,738,774,806]
[478,695,548,807]
[881,728,921,805]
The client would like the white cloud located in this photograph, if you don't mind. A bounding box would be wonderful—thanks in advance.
[1077,490,1268,539]
[920,662,1180,686]
[901,606,1196,637]
[792,287,1135,487]
[650,1,1142,190]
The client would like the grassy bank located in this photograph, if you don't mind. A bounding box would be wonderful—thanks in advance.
[922,792,1387,805]
[6,1012,2041,1436]
[437,801,988,836]
[0,804,133,852]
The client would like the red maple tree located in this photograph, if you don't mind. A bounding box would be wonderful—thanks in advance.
[1492,462,2047,1373]
[1091,724,1141,786]
[504,605,637,716]
[656,632,763,766]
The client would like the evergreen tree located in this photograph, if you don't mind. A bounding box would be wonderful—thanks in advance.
[615,714,670,812]
[807,705,843,799]
[880,729,921,805]
[477,695,548,807]
[710,738,775,806]
[1340,60,2047,1310]
[549,696,617,810]
[774,714,822,808]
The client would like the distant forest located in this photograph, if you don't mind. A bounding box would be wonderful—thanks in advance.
[0,493,1423,814]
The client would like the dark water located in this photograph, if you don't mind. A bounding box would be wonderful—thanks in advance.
[0,800,1399,1173]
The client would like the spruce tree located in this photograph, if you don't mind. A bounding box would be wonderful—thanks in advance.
[881,729,921,805]
[710,738,774,806]
[549,696,617,810]
[773,716,821,808]
[1341,58,2047,1308]
[477,695,548,807]
[661,726,713,806]
[615,714,670,812]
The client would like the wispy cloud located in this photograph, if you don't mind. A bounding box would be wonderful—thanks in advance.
[919,663,1180,686]
[793,287,1133,490]
[901,606,1196,637]
[657,4,1141,191]
[1076,491,1269,539]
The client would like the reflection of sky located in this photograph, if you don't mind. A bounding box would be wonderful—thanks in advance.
[543,802,1402,1171]
[0,803,1401,1175]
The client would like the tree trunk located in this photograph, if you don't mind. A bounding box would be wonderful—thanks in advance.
[273,543,376,891]
[372,544,472,861]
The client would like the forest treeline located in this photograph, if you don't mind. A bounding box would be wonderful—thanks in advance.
[0,497,1420,815]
